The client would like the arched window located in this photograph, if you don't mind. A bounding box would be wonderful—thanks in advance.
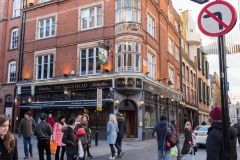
[8,61,16,83]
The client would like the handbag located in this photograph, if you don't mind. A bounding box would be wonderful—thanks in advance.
[50,140,58,155]
[77,127,85,136]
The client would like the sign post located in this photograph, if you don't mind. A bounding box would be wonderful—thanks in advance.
[198,1,237,159]
[95,88,102,146]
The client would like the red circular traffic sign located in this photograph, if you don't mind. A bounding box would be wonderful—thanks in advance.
[198,1,237,37]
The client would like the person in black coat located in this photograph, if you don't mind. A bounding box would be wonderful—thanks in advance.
[114,113,126,158]
[62,117,78,160]
[0,115,18,160]
[206,106,224,160]
[181,121,193,157]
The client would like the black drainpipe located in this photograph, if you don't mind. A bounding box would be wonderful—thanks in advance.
[179,23,184,131]
[18,0,27,82]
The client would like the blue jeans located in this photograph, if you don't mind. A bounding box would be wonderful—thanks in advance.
[114,137,123,155]
[23,137,33,156]
[158,150,170,160]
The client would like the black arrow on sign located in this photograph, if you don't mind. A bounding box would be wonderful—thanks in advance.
[203,12,223,30]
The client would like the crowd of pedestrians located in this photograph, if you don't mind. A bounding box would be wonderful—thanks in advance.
[1,106,240,160]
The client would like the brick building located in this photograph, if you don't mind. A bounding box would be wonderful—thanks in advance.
[180,10,200,129]
[15,0,182,140]
[0,0,21,132]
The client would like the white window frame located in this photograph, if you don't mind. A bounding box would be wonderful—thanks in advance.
[168,8,172,22]
[177,74,180,89]
[168,36,173,54]
[80,48,101,76]
[10,28,18,49]
[115,0,141,23]
[81,5,103,31]
[134,54,140,72]
[116,54,122,71]
[12,0,20,18]
[147,53,155,79]
[8,61,16,83]
[38,17,56,39]
[175,46,179,61]
[36,54,54,80]
[123,53,132,71]
[169,67,174,88]
[42,0,51,2]
[175,20,179,32]
[147,13,155,38]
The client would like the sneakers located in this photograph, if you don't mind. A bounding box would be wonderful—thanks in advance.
[109,156,115,159]
[87,154,93,158]
[119,151,124,158]
[23,156,29,159]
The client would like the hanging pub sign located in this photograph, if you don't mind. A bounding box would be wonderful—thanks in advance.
[98,47,108,65]
[98,42,110,65]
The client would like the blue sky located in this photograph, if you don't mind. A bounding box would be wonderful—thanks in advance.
[172,0,240,96]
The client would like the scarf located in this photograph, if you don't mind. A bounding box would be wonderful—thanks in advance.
[69,125,75,130]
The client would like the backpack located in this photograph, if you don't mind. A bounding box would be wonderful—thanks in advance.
[165,123,178,148]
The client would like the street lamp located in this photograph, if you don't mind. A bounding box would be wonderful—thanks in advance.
[28,96,32,103]
[139,98,144,110]
[114,97,120,109]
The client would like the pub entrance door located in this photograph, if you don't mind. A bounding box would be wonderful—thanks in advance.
[118,99,137,138]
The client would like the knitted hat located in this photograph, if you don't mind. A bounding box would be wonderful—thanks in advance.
[209,106,222,120]
[160,115,167,121]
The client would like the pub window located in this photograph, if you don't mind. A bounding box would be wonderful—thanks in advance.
[80,48,101,75]
[38,17,56,39]
[36,54,54,80]
[81,5,102,30]
[144,105,156,128]
[10,28,18,49]
[115,41,141,72]
[12,0,20,18]
[148,53,155,79]
[8,61,16,83]
[116,0,141,23]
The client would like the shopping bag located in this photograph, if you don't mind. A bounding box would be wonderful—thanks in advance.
[78,139,84,158]
[50,140,58,155]
[170,146,178,157]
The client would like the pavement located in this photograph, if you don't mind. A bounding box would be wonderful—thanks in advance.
[16,134,240,160]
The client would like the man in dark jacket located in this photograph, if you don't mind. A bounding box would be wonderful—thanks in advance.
[206,106,224,160]
[152,115,175,160]
[34,113,52,160]
[18,112,35,159]
[115,113,126,158]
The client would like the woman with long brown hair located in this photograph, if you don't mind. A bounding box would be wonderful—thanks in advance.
[0,115,18,160]
[75,114,93,160]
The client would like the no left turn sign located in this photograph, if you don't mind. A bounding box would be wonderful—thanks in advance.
[198,1,237,37]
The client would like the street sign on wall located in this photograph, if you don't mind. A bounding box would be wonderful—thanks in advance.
[191,0,209,4]
[96,88,102,111]
[198,1,237,37]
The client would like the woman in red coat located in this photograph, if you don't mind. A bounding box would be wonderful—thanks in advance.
[53,115,66,160]
[47,114,55,128]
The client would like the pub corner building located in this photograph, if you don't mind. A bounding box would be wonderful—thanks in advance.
[15,74,182,141]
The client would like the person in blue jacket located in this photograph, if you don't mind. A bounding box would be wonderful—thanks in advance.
[152,115,175,160]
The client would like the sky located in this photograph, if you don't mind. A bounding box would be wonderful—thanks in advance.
[172,0,240,96]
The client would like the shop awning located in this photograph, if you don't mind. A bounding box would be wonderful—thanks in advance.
[19,99,113,110]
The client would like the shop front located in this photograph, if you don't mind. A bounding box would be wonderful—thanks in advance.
[113,77,182,140]
[18,80,114,139]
